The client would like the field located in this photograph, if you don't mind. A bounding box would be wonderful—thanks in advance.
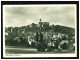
[5,46,38,54]
[5,46,58,54]
[5,46,75,54]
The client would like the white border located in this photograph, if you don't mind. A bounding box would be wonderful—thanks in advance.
[3,4,77,58]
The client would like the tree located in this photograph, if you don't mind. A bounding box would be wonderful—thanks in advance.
[35,32,39,42]
[60,43,68,50]
[39,32,43,43]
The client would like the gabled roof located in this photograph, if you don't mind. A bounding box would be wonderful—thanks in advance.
[59,40,69,45]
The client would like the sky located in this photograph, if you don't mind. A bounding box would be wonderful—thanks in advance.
[4,5,76,28]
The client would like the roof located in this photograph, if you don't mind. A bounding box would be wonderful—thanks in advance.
[59,40,69,45]
[42,22,49,24]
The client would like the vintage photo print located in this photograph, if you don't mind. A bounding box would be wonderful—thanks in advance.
[1,1,79,59]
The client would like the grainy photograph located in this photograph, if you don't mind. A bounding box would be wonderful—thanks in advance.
[2,2,78,58]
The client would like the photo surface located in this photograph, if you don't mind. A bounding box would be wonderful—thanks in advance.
[3,4,77,58]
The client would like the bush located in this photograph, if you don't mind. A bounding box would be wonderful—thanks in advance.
[47,46,54,52]
[31,42,36,48]
[36,42,46,52]
[60,43,68,50]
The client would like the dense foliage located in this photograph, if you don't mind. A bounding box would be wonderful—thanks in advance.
[5,25,75,50]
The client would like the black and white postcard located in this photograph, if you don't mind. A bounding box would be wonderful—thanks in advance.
[1,1,79,59]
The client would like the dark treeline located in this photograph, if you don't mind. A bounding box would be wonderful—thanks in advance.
[5,25,75,35]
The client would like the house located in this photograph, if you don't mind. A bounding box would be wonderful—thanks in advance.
[58,40,69,49]
[31,23,37,27]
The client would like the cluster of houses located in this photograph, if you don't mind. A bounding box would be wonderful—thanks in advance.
[5,19,75,52]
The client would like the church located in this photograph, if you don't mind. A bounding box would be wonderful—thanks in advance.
[39,18,49,28]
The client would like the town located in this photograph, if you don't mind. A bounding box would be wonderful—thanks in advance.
[5,19,75,53]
